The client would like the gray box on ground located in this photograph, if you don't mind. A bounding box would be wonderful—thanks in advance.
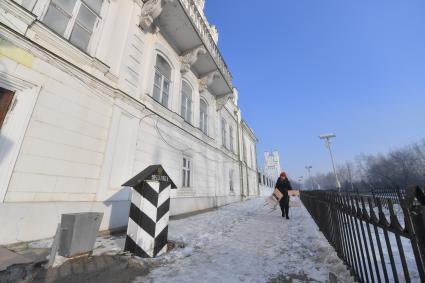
[58,212,103,257]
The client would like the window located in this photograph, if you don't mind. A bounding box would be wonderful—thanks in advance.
[229,170,234,192]
[0,88,15,130]
[229,125,234,152]
[200,99,208,135]
[153,55,172,108]
[42,0,104,51]
[221,118,227,148]
[180,81,192,123]
[182,157,191,188]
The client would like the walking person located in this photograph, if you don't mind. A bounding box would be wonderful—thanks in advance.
[275,172,292,219]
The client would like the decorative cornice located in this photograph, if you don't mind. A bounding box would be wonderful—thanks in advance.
[28,21,111,76]
[0,23,115,99]
[198,70,219,93]
[180,45,206,73]
[216,92,232,111]
[179,0,233,89]
[0,0,36,29]
[0,71,37,91]
[139,0,162,32]
[140,0,175,32]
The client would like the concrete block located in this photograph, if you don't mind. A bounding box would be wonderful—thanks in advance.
[58,212,103,257]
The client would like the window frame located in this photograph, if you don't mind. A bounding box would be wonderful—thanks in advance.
[182,156,192,188]
[199,98,208,135]
[229,125,234,152]
[36,0,104,53]
[180,80,192,124]
[152,55,172,109]
[221,118,227,148]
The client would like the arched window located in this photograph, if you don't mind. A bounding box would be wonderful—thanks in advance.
[153,55,172,108]
[180,81,192,123]
[200,99,208,134]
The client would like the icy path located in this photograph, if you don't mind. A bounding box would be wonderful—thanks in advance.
[137,198,353,283]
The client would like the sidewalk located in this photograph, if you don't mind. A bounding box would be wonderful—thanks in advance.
[139,197,353,282]
[1,198,354,282]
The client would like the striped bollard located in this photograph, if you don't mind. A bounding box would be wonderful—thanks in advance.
[122,165,177,258]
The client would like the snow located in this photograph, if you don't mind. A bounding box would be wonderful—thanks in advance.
[135,198,353,283]
[27,197,355,281]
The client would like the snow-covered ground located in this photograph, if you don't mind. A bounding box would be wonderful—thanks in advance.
[29,197,354,282]
[137,197,352,283]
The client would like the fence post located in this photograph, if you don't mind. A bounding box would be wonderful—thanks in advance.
[406,186,425,281]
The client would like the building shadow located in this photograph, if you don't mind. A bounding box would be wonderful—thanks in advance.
[103,188,131,233]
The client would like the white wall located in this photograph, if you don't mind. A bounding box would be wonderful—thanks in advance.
[0,0,257,244]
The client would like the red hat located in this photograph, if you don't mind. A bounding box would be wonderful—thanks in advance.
[280,172,287,177]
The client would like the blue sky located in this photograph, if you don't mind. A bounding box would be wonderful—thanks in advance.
[205,0,425,179]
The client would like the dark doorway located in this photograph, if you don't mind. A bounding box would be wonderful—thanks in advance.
[0,87,15,129]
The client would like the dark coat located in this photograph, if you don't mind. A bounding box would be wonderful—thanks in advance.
[275,177,292,199]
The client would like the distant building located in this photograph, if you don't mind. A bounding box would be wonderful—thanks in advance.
[264,151,282,181]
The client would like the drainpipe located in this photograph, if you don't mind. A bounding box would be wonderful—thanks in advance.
[255,141,260,196]
[234,108,244,200]
[241,124,250,198]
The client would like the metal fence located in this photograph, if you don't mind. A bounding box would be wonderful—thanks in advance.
[301,186,425,283]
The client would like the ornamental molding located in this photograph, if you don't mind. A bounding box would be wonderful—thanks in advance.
[0,71,37,92]
[0,0,37,28]
[216,92,233,111]
[28,22,111,76]
[140,0,174,32]
[198,70,219,93]
[179,45,206,73]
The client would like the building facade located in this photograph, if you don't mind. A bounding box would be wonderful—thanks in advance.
[0,0,258,244]
[264,151,282,181]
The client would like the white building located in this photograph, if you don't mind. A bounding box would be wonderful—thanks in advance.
[0,0,258,245]
[264,151,282,181]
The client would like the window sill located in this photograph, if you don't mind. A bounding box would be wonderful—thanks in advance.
[26,21,111,77]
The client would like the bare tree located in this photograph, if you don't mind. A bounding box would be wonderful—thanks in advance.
[311,138,425,190]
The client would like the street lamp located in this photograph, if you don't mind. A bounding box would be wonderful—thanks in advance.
[319,133,341,191]
[305,165,313,190]
[298,176,303,190]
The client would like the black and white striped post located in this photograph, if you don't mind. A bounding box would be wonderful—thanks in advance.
[122,165,177,258]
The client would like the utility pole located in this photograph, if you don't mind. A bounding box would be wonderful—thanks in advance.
[298,176,303,190]
[305,165,313,190]
[319,134,341,191]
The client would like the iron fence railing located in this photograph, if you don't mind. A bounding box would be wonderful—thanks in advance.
[301,186,425,283]
[344,187,406,206]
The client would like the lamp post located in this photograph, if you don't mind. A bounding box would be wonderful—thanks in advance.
[298,176,303,190]
[305,165,313,190]
[319,133,341,191]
